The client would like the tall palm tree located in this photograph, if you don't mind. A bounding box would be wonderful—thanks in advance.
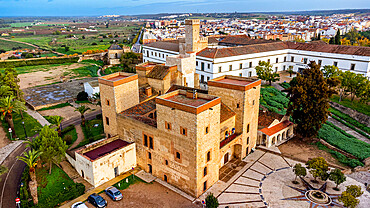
[0,95,26,138]
[48,116,63,136]
[0,85,12,98]
[17,149,42,205]
[75,105,91,126]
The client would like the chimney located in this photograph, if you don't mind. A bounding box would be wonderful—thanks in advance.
[145,87,152,97]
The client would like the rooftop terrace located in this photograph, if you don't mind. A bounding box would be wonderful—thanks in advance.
[208,75,261,91]
[98,72,138,87]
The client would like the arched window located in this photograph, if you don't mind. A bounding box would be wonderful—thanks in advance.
[225,131,229,138]
[203,167,207,176]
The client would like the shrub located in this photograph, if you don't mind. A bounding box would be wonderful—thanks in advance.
[77,91,88,101]
[279,82,291,89]
[63,135,73,145]
[205,193,219,208]
[0,57,78,68]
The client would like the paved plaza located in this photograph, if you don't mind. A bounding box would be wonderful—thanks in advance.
[200,149,369,208]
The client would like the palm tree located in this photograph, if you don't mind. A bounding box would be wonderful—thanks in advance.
[17,149,42,204]
[0,85,12,98]
[75,105,91,126]
[48,116,63,136]
[0,95,26,138]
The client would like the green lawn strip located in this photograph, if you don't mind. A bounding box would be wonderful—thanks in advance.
[1,112,42,140]
[38,102,72,111]
[318,122,370,161]
[70,65,99,78]
[0,57,79,68]
[330,95,370,117]
[260,87,289,115]
[80,59,104,67]
[36,165,85,208]
[61,125,78,146]
[103,66,123,75]
[313,142,364,168]
[113,175,147,191]
[74,118,104,149]
[279,82,290,89]
[331,115,370,139]
[0,39,36,51]
[329,107,370,134]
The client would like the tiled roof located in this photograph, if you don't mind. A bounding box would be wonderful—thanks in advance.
[218,35,274,46]
[83,139,130,161]
[259,120,293,136]
[220,102,236,123]
[287,41,370,56]
[146,65,171,80]
[258,109,285,129]
[166,85,208,94]
[120,99,157,127]
[108,44,123,50]
[145,40,179,52]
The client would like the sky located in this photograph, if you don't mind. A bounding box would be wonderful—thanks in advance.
[0,0,369,16]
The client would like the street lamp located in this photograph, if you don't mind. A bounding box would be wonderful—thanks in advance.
[22,121,28,139]
[8,128,12,140]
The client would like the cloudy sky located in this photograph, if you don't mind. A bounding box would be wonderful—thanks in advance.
[1,0,369,16]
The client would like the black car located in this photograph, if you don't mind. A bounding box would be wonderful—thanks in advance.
[87,193,107,208]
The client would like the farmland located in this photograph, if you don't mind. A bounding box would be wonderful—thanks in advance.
[0,38,36,51]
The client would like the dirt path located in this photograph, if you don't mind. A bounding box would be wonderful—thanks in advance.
[328,117,369,144]
[69,124,84,150]
[0,123,10,149]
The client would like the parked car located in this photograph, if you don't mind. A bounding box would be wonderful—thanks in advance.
[71,202,88,208]
[87,193,107,208]
[104,186,123,201]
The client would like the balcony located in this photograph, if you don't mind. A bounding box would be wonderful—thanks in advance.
[220,133,240,148]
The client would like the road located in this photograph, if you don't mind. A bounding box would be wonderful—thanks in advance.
[131,28,143,53]
[0,143,27,208]
[61,109,102,130]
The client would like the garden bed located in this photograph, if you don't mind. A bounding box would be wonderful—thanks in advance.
[260,86,289,115]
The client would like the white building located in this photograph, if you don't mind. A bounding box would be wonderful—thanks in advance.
[142,25,370,82]
[84,80,99,98]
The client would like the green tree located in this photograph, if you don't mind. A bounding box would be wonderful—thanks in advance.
[0,85,12,98]
[255,61,280,85]
[321,65,340,79]
[287,62,338,138]
[345,28,360,45]
[305,157,329,182]
[339,185,363,208]
[205,193,219,208]
[0,68,23,100]
[339,71,367,101]
[0,95,26,138]
[35,125,68,174]
[293,163,307,182]
[335,29,341,45]
[75,105,91,126]
[48,115,63,136]
[329,168,346,190]
[17,149,42,204]
[345,185,363,198]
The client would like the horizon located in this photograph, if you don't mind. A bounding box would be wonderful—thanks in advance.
[1,0,369,17]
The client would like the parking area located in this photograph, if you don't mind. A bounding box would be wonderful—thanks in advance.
[83,181,198,208]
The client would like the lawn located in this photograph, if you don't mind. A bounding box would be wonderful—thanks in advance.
[75,117,105,149]
[38,102,72,111]
[113,175,146,190]
[70,65,100,78]
[331,94,370,117]
[61,125,78,146]
[0,63,77,74]
[1,112,42,140]
[0,39,36,51]
[260,86,289,115]
[10,22,35,27]
[318,122,370,161]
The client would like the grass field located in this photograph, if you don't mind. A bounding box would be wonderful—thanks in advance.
[331,95,370,116]
[0,62,82,74]
[10,22,35,27]
[0,39,36,51]
[1,112,42,140]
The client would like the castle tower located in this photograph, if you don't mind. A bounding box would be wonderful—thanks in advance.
[98,72,139,137]
[208,76,261,157]
[185,19,200,53]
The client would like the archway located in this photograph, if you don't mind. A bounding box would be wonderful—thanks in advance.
[271,137,276,145]
[262,134,267,146]
[283,131,286,140]
[277,134,281,142]
[287,129,291,138]
[224,152,229,165]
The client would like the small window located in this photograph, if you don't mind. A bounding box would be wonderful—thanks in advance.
[148,152,152,160]
[207,77,210,82]
[205,126,209,134]
[149,136,153,149]
[252,100,255,105]
[203,181,207,191]
[165,122,171,130]
[180,127,187,136]
[239,63,243,69]
[239,73,242,77]
[291,56,294,62]
[247,137,249,144]
[283,65,286,70]
[284,56,287,62]
[275,67,278,72]
[105,117,109,125]
[208,63,210,69]
[350,64,355,70]
[225,131,229,138]
[333,61,338,67]
[165,160,168,165]
[144,134,148,147]
[207,151,211,162]
[249,71,252,77]
[276,58,278,63]
[201,62,205,71]
[106,99,110,106]
[203,167,207,176]
[249,62,252,68]
[247,124,250,133]
[176,152,181,159]
[303,58,308,64]
[218,66,222,72]
[164,174,168,182]
[196,61,198,66]
[318,60,322,65]
[237,103,240,108]
[229,65,232,71]
[267,59,270,63]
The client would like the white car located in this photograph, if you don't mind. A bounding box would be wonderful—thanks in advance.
[71,201,88,208]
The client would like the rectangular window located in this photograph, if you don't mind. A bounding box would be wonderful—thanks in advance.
[283,65,286,70]
[148,152,152,160]
[267,59,270,63]
[218,66,222,72]
[201,75,204,83]
[196,61,198,66]
[176,152,181,159]
[207,151,211,162]
[276,58,278,63]
[248,71,252,77]
[275,67,278,72]
[249,62,252,68]
[106,99,110,106]
[229,65,232,71]
[351,64,355,70]
[203,181,207,191]
[180,127,187,136]
[201,62,205,71]
[239,63,243,69]
[333,61,338,67]
[205,126,209,134]
[247,124,250,133]
[303,58,308,64]
[318,60,322,65]
[105,117,109,125]
[284,56,287,62]
[149,136,153,149]
[208,63,210,69]
[291,56,294,62]
[207,77,210,82]
[165,121,171,130]
[143,134,148,147]
[204,167,207,176]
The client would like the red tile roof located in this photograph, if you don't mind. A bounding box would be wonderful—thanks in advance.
[120,99,157,127]
[258,109,285,129]
[259,120,293,136]
[145,40,179,52]
[83,139,130,161]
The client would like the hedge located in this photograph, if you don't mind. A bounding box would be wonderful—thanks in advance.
[0,57,79,68]
[331,115,370,139]
[329,107,370,135]
[318,122,370,160]
[260,87,289,115]
[279,82,290,89]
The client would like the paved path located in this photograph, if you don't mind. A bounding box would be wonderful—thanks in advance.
[61,110,101,129]
[0,140,23,165]
[26,108,51,126]
[68,124,84,150]
[328,117,369,144]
